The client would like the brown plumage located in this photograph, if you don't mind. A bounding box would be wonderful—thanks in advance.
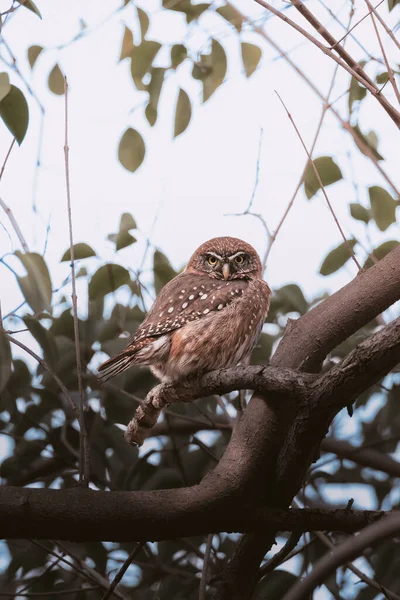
[98,237,271,383]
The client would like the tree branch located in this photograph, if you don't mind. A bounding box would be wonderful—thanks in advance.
[0,486,390,541]
[282,512,400,600]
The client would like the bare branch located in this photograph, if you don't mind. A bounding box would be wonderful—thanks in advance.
[282,512,400,600]
[0,137,16,180]
[258,530,301,577]
[101,543,144,600]
[366,6,400,103]
[0,196,29,252]
[199,534,214,600]
[364,0,400,51]
[0,486,391,541]
[63,77,89,486]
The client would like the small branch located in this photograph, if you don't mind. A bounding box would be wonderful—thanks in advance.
[199,534,214,600]
[124,365,314,445]
[331,0,385,48]
[367,6,400,104]
[282,512,400,600]
[0,137,16,180]
[63,77,89,486]
[258,531,301,578]
[364,0,400,51]
[0,196,29,252]
[275,92,362,272]
[101,543,144,600]
[0,587,102,597]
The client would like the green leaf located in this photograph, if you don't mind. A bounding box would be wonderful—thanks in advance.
[130,40,161,79]
[163,0,210,23]
[145,67,165,127]
[171,44,187,69]
[241,43,262,77]
[303,156,343,199]
[348,77,367,113]
[0,85,29,144]
[118,128,145,173]
[61,243,96,262]
[27,45,44,69]
[174,89,191,137]
[48,64,65,95]
[350,203,370,224]
[16,0,41,18]
[119,26,134,61]
[277,284,308,314]
[120,213,136,231]
[352,124,384,161]
[216,4,241,31]
[89,264,130,299]
[14,251,53,313]
[202,39,227,102]
[23,316,59,368]
[376,71,389,84]
[0,73,11,102]
[0,328,12,394]
[320,239,357,276]
[108,231,137,251]
[364,240,399,268]
[388,0,399,10]
[138,7,149,39]
[153,250,177,294]
[255,570,297,599]
[369,186,397,231]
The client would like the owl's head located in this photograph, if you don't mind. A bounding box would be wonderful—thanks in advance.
[185,236,263,280]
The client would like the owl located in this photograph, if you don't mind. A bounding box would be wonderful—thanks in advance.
[98,237,271,383]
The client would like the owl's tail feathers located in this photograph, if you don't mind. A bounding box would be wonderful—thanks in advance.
[97,348,138,383]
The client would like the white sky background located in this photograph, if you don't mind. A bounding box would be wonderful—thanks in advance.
[0,1,399,593]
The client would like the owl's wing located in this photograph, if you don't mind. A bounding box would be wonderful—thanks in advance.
[129,272,249,344]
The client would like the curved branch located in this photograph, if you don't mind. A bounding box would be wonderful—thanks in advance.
[282,512,400,600]
[0,486,390,541]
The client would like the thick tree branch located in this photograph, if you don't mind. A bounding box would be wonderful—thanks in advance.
[0,486,390,541]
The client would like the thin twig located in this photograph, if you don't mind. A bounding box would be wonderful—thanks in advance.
[248,127,264,212]
[0,587,101,597]
[364,0,400,51]
[199,534,214,600]
[63,76,89,486]
[0,196,29,251]
[254,0,400,127]
[259,531,302,578]
[101,543,144,600]
[367,6,400,103]
[331,0,385,47]
[0,137,16,180]
[275,92,362,272]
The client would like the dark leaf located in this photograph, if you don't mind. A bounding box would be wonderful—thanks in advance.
[171,44,187,68]
[27,45,44,69]
[23,315,59,368]
[364,240,399,268]
[369,186,397,231]
[251,332,274,364]
[61,243,96,261]
[241,43,262,77]
[216,4,241,31]
[14,251,52,313]
[153,250,177,294]
[48,64,65,95]
[352,124,384,160]
[108,231,137,251]
[0,85,29,144]
[376,71,389,84]
[0,72,11,102]
[138,7,149,39]
[174,88,191,137]
[118,127,145,172]
[350,203,370,224]
[145,67,165,127]
[303,156,342,199]
[255,569,297,599]
[119,26,134,61]
[16,0,41,18]
[0,328,12,394]
[348,77,367,113]
[130,40,161,79]
[163,0,210,23]
[202,39,227,102]
[120,212,137,231]
[320,239,357,276]
[388,0,400,10]
[89,264,130,299]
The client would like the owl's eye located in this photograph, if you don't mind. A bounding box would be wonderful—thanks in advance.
[207,256,218,266]
[234,255,245,264]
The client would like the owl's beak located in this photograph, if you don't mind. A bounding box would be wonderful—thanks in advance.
[222,263,230,280]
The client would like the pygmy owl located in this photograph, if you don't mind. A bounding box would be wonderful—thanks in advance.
[98,237,271,383]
